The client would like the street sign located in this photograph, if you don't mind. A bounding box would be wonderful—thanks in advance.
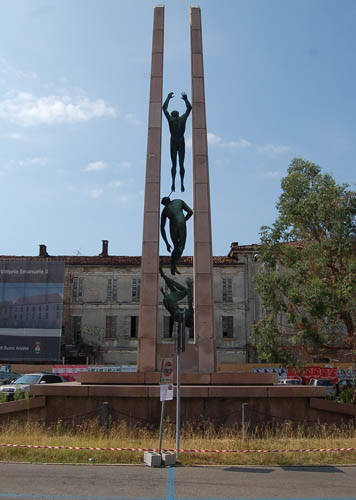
[160,357,173,384]
[160,384,174,401]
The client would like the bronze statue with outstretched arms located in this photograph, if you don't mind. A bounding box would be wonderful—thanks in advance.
[162,92,192,193]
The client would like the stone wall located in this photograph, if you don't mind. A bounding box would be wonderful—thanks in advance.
[0,396,46,425]
[28,384,354,430]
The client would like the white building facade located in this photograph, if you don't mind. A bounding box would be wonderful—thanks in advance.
[62,242,261,366]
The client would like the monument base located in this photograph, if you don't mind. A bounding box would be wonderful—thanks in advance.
[25,380,350,431]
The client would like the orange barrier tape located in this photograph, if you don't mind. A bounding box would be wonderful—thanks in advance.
[1,443,356,454]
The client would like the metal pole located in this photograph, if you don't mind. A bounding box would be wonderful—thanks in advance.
[242,402,248,439]
[100,401,110,434]
[158,400,166,456]
[176,311,183,455]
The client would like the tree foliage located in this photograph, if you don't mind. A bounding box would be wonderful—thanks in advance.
[252,158,356,363]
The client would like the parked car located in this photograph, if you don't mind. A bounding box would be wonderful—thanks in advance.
[279,378,303,385]
[0,371,21,385]
[0,372,64,401]
[309,378,336,397]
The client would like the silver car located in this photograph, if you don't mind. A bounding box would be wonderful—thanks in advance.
[0,373,64,401]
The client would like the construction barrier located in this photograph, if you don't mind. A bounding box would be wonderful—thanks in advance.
[1,443,356,454]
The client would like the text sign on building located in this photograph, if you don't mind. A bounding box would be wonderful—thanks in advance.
[0,260,65,362]
[52,364,136,381]
[287,365,338,384]
[160,357,174,384]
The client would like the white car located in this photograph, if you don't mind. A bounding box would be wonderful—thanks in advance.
[309,378,336,397]
[279,378,303,385]
[0,373,64,401]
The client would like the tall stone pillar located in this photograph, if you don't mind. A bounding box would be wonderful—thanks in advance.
[137,6,164,372]
[190,6,216,373]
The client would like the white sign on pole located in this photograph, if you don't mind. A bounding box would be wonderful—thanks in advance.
[160,384,174,402]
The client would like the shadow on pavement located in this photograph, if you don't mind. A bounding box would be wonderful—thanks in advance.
[224,467,274,473]
[281,465,344,473]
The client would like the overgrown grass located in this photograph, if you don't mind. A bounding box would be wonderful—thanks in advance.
[1,419,356,466]
[0,389,29,403]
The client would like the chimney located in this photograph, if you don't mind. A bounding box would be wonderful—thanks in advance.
[228,242,239,260]
[39,244,49,257]
[99,240,109,257]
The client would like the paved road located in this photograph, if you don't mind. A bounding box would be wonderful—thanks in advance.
[0,463,355,499]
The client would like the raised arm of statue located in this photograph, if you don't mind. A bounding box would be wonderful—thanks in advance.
[162,92,174,122]
[181,92,192,120]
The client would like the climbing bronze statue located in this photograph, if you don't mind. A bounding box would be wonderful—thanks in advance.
[159,267,194,338]
[162,91,192,192]
[160,197,193,275]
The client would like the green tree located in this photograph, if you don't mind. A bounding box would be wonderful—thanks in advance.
[252,158,356,363]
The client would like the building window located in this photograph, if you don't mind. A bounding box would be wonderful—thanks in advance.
[222,316,234,338]
[163,316,173,338]
[105,316,117,339]
[72,277,83,301]
[132,278,141,302]
[130,316,138,338]
[71,316,82,344]
[107,278,118,301]
[222,278,232,302]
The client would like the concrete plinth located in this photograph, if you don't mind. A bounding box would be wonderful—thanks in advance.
[162,452,176,465]
[144,451,162,467]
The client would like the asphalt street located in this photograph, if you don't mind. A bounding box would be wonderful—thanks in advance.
[0,462,355,500]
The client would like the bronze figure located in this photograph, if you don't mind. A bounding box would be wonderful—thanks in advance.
[162,92,192,192]
[160,197,193,275]
[160,267,194,338]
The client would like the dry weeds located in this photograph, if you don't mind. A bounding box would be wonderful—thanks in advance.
[0,419,356,466]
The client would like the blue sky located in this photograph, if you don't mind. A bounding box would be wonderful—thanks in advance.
[0,0,355,257]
